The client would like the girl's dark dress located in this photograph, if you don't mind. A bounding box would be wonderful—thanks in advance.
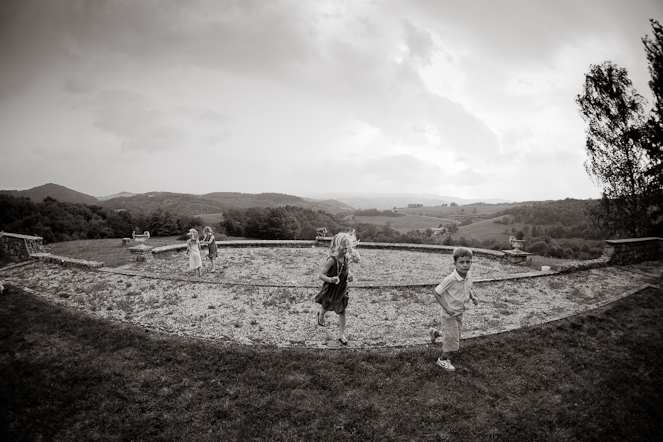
[314,256,349,314]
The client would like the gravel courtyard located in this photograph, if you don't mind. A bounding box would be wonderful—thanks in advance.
[1,247,660,348]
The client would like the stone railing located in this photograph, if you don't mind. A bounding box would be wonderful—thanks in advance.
[0,232,43,262]
[150,239,506,259]
[604,237,663,265]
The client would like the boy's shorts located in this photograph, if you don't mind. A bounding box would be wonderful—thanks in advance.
[439,313,463,353]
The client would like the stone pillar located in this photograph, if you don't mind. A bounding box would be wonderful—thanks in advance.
[129,244,153,262]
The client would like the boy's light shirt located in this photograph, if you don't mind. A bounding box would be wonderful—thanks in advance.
[435,269,474,317]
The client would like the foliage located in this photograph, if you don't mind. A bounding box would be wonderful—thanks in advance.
[0,195,131,243]
[576,20,663,237]
[489,199,606,240]
[221,206,345,240]
[642,19,663,235]
[0,194,205,243]
[353,208,404,217]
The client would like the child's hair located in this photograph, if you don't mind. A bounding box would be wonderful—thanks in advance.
[329,231,360,262]
[452,246,473,262]
[188,228,199,240]
[203,226,213,235]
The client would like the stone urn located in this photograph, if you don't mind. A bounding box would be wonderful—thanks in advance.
[132,230,150,244]
[129,231,152,262]
[509,236,525,251]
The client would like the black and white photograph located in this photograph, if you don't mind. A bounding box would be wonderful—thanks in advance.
[1,0,662,440]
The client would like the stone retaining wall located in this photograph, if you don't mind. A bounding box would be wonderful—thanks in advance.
[604,237,663,265]
[0,232,43,262]
[30,253,104,269]
[151,240,506,259]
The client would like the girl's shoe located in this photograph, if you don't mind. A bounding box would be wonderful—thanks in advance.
[436,357,455,371]
[429,327,438,343]
[338,335,348,345]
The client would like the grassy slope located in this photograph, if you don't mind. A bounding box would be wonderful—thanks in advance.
[351,213,529,240]
[456,217,528,242]
[395,203,520,217]
[352,204,529,238]
[195,212,225,225]
[352,214,452,233]
[1,282,661,441]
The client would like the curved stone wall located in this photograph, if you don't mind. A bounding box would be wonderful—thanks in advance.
[605,237,663,265]
[0,232,43,262]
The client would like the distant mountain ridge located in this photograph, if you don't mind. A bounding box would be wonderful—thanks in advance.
[100,191,353,216]
[304,192,513,210]
[0,184,353,216]
[0,184,514,215]
[0,183,99,205]
[96,191,136,201]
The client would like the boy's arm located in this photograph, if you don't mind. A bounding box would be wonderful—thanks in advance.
[434,280,455,316]
[469,289,479,305]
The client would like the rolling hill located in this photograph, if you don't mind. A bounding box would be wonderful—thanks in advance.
[100,192,353,216]
[0,184,354,216]
[0,183,99,205]
[305,192,513,210]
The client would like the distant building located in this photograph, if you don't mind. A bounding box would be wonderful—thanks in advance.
[417,227,445,236]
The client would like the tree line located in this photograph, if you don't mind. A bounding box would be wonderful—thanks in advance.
[490,199,607,240]
[0,195,202,243]
[0,193,609,260]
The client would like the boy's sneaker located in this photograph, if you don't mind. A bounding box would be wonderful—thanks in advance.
[436,357,455,371]
[429,327,438,343]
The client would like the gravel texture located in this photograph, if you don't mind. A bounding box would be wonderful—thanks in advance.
[1,248,660,349]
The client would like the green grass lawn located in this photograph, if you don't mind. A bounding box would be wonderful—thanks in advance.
[45,236,186,268]
[196,212,225,225]
[395,204,520,217]
[456,218,529,242]
[1,282,661,441]
[352,214,456,233]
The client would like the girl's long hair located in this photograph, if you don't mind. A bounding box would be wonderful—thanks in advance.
[329,231,360,262]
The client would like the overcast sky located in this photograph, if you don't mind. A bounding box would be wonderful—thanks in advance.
[1,0,661,202]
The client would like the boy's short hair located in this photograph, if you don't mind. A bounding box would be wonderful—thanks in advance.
[452,246,473,262]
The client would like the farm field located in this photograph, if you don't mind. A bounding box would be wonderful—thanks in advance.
[196,212,225,225]
[395,203,520,217]
[351,214,454,233]
[351,212,532,241]
[456,217,529,242]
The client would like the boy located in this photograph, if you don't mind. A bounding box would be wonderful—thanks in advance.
[429,247,479,371]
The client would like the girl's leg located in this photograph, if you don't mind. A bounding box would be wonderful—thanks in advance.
[318,307,328,326]
[210,257,216,271]
[338,311,346,339]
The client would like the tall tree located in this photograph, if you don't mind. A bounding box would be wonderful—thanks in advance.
[576,61,652,237]
[642,19,663,234]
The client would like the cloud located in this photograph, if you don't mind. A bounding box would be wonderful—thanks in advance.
[402,19,438,66]
[90,89,190,152]
[1,0,658,200]
[361,154,443,185]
